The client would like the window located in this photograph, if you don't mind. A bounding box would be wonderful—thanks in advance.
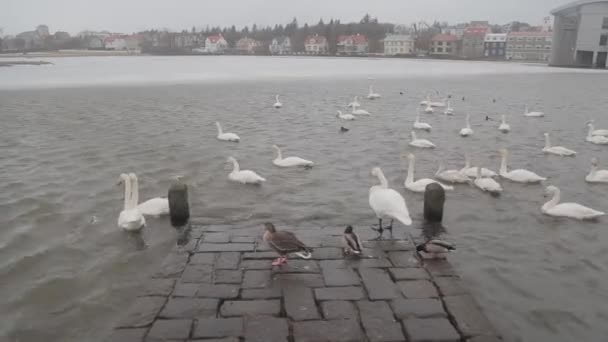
[602,17,608,29]
[437,47,444,52]
[600,33,608,46]
[446,48,452,53]
[446,42,452,47]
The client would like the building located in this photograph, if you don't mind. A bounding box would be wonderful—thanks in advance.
[205,35,228,53]
[236,37,260,54]
[506,31,552,61]
[430,34,460,57]
[461,26,489,59]
[15,31,43,50]
[383,34,415,55]
[484,33,507,58]
[442,24,467,38]
[105,35,127,50]
[269,36,291,55]
[551,0,608,68]
[336,34,368,55]
[304,34,328,54]
[173,33,198,49]
[36,25,50,37]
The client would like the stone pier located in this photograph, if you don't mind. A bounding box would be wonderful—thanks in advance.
[106,222,502,342]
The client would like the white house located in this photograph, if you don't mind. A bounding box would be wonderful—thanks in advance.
[383,34,415,55]
[205,35,228,53]
[304,34,328,54]
[269,36,291,55]
[105,36,127,50]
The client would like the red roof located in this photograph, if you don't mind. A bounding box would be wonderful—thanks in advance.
[432,34,459,42]
[338,34,368,44]
[206,35,224,43]
[464,26,489,37]
[305,35,327,44]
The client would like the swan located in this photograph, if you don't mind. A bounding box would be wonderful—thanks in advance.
[587,121,608,136]
[409,131,436,149]
[336,110,355,121]
[272,145,314,168]
[420,94,430,106]
[369,167,412,239]
[542,132,576,156]
[542,185,605,220]
[347,96,361,109]
[351,106,371,115]
[459,114,473,137]
[444,101,454,115]
[586,158,608,183]
[586,123,608,145]
[473,166,503,195]
[435,161,470,184]
[215,122,240,142]
[461,153,497,178]
[524,105,544,117]
[367,85,381,100]
[424,103,434,114]
[227,157,266,184]
[498,149,546,183]
[413,109,432,131]
[430,98,447,108]
[498,115,510,133]
[130,173,170,216]
[405,154,454,192]
[273,95,282,108]
[117,173,146,231]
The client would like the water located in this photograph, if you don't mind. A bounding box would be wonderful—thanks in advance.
[1,56,607,342]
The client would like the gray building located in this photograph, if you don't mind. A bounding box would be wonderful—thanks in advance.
[551,0,608,67]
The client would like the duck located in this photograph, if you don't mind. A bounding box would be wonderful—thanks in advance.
[587,120,608,136]
[435,161,470,184]
[227,156,266,184]
[586,158,608,183]
[586,123,608,145]
[347,96,361,109]
[351,106,371,115]
[215,122,240,142]
[498,149,546,183]
[343,225,362,255]
[405,154,454,193]
[409,131,436,149]
[263,222,312,266]
[117,173,146,231]
[443,100,454,115]
[542,185,605,220]
[272,145,314,168]
[542,132,576,156]
[367,85,381,100]
[413,109,432,131]
[461,153,498,178]
[498,115,510,133]
[369,167,412,239]
[273,95,282,108]
[130,173,170,216]
[340,126,349,133]
[336,110,355,121]
[524,105,544,117]
[424,103,434,114]
[473,166,503,196]
[416,239,455,258]
[459,114,473,137]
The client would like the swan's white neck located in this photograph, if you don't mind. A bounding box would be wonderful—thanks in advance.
[130,174,139,208]
[499,152,508,175]
[543,189,560,210]
[275,95,280,102]
[273,146,283,160]
[216,122,223,134]
[447,100,452,109]
[465,115,471,128]
[587,125,594,138]
[121,175,132,209]
[406,157,415,184]
[464,154,471,169]
[501,115,506,124]
[476,165,482,180]
[544,134,551,149]
[436,162,444,176]
[589,164,598,178]
[230,159,240,172]
[375,170,388,188]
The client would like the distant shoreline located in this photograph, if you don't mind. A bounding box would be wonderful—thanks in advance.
[0,60,53,67]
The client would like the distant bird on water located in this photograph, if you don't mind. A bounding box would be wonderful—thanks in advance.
[340,126,349,133]
[342,225,362,255]
[263,222,312,266]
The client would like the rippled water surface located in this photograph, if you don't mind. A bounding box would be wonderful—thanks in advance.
[1,56,608,342]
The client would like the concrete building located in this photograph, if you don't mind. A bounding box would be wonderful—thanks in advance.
[431,33,460,57]
[383,34,415,55]
[461,26,489,59]
[506,31,552,61]
[484,33,507,59]
[336,34,368,55]
[269,36,291,55]
[551,0,608,67]
[304,34,328,55]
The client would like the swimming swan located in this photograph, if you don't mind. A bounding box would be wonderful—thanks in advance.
[459,114,473,137]
[542,132,576,156]
[369,167,412,238]
[336,110,356,120]
[498,115,510,133]
[130,173,170,216]
[405,154,454,192]
[227,157,266,184]
[216,122,240,142]
[444,101,454,115]
[352,106,371,115]
[367,85,381,100]
[461,153,497,178]
[586,158,608,183]
[413,109,432,131]
[435,161,470,184]
[586,123,608,145]
[587,120,608,136]
[524,105,544,117]
[273,95,282,108]
[272,145,314,168]
[117,173,146,231]
[498,149,546,183]
[473,166,503,195]
[409,131,436,149]
[542,185,605,220]
[347,96,361,109]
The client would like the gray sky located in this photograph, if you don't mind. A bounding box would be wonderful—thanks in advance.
[2,0,568,36]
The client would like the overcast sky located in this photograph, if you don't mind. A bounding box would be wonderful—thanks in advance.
[2,0,567,35]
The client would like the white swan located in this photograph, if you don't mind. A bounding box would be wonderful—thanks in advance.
[435,161,470,184]
[351,106,371,115]
[524,105,544,117]
[413,109,432,131]
[409,131,436,149]
[588,121,608,136]
[227,157,266,184]
[586,158,608,183]
[216,122,240,142]
[369,167,412,238]
[117,173,146,231]
[586,123,608,145]
[459,114,473,137]
[420,94,430,106]
[367,85,381,100]
[461,153,497,178]
[444,101,454,115]
[347,96,361,109]
[498,149,546,183]
[424,103,434,114]
[542,132,576,156]
[273,95,282,108]
[473,166,503,195]
[430,98,446,108]
[405,154,454,192]
[336,110,355,121]
[130,173,170,216]
[272,145,314,168]
[542,185,605,220]
[498,115,510,133]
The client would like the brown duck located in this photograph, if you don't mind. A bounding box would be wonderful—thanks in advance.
[342,225,362,255]
[263,222,312,266]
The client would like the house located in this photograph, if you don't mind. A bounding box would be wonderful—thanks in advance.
[205,35,228,53]
[236,37,260,54]
[174,33,198,49]
[430,34,460,57]
[304,34,328,54]
[484,33,507,59]
[85,36,105,49]
[383,34,415,55]
[461,26,489,59]
[269,36,291,55]
[337,34,368,55]
[506,31,552,61]
[105,35,127,50]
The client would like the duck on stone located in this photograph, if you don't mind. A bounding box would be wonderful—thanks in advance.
[416,239,455,259]
[342,225,362,255]
[263,222,312,266]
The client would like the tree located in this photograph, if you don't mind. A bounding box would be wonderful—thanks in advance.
[192,26,196,34]
[14,38,26,50]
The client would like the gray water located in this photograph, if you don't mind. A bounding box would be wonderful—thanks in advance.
[1,56,608,342]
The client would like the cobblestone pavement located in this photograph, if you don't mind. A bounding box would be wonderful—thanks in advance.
[106,222,502,342]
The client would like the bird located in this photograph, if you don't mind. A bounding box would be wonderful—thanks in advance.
[336,110,355,120]
[498,149,546,183]
[430,98,447,108]
[473,166,503,196]
[424,103,434,114]
[586,123,608,145]
[498,115,510,133]
[351,106,371,115]
[263,222,312,266]
[342,225,362,255]
[409,131,436,149]
[215,122,240,142]
[587,120,608,136]
[272,145,314,168]
[586,158,608,183]
[542,185,605,220]
[542,132,576,156]
[524,105,544,117]
[227,157,266,184]
[367,85,381,99]
[399,91,404,95]
[443,101,454,115]
[117,173,146,231]
[492,98,497,103]
[413,109,432,131]
[405,154,454,192]
[416,240,455,259]
[461,153,498,178]
[340,126,349,133]
[130,173,170,216]
[420,94,430,106]
[459,114,473,137]
[369,167,412,239]
[347,96,361,109]
[435,161,470,184]
[273,95,282,108]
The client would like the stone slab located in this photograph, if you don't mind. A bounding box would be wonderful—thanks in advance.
[188,338,238,342]
[310,247,344,259]
[105,328,147,342]
[173,282,198,297]
[193,317,243,338]
[284,287,321,321]
[152,253,189,279]
[197,284,240,299]
[272,260,319,273]
[424,260,458,277]
[314,287,365,301]
[146,319,192,341]
[242,251,277,259]
[241,287,282,299]
[389,267,429,280]
[190,253,216,265]
[444,295,497,337]
[198,243,254,252]
[220,300,281,317]
[321,267,360,287]
[231,236,255,243]
[398,280,439,299]
[435,277,468,296]
[293,319,363,342]
[388,251,418,267]
[117,296,166,328]
[214,270,242,284]
[403,318,460,342]
[358,300,406,342]
[391,298,446,319]
[140,279,176,297]
[466,336,503,342]
[244,316,289,342]
[215,252,241,269]
[243,270,272,288]
[240,259,272,270]
[159,297,218,318]
[321,301,358,320]
[273,273,324,288]
[203,232,230,243]
[359,268,401,300]
[181,264,213,283]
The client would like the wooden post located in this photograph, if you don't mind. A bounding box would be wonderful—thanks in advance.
[168,177,190,228]
[424,183,444,223]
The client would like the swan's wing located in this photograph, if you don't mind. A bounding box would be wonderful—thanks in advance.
[241,170,265,182]
[509,169,544,181]
[555,203,605,217]
[284,157,313,165]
